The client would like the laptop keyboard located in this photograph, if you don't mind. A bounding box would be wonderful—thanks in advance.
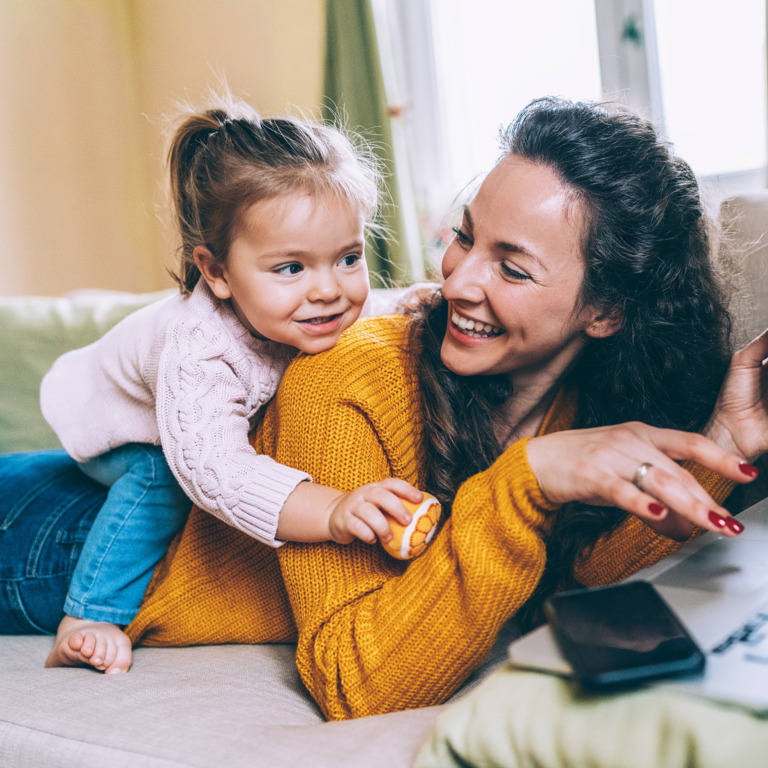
[712,610,768,663]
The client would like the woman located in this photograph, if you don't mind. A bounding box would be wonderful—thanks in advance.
[2,97,767,720]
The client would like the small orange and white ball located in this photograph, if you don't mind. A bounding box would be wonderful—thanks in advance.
[382,494,442,560]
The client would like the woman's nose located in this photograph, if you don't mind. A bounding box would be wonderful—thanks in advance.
[442,246,487,304]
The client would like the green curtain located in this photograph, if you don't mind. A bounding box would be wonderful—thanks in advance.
[323,0,413,288]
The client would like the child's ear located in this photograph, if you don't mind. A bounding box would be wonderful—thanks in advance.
[585,307,623,339]
[193,246,231,300]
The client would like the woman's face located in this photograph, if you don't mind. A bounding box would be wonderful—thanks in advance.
[440,156,612,386]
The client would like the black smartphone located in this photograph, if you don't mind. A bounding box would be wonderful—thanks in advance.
[543,581,706,690]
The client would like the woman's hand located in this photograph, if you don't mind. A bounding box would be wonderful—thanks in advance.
[706,329,768,462]
[526,423,759,540]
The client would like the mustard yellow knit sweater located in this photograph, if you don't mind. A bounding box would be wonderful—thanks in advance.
[126,315,735,720]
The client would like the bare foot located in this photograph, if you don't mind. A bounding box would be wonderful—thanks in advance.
[45,615,133,673]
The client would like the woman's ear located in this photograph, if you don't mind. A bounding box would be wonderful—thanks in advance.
[193,246,232,300]
[585,307,623,339]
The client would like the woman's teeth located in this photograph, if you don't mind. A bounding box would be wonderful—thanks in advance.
[452,312,503,337]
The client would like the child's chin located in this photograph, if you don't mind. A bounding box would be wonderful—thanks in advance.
[301,336,341,355]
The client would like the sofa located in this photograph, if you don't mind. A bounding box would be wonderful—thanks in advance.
[2,192,768,768]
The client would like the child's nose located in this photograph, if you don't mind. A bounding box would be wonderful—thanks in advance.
[308,270,342,302]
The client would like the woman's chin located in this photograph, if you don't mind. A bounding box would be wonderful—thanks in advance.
[440,341,499,378]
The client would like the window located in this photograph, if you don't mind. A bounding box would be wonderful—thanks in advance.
[654,0,766,192]
[430,0,602,196]
[386,0,767,260]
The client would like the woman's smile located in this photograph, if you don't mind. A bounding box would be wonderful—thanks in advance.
[449,309,505,339]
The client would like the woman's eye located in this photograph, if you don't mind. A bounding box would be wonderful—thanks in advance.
[501,262,531,281]
[275,263,303,276]
[340,253,361,267]
[451,226,473,249]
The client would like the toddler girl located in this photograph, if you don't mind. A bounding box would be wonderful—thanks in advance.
[40,96,421,674]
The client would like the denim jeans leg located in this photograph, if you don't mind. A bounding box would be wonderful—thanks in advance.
[64,443,191,625]
[0,450,106,634]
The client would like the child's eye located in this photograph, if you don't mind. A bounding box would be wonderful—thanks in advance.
[340,253,361,267]
[275,263,303,276]
[501,262,531,281]
[451,226,473,249]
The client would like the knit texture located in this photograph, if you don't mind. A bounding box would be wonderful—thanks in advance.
[40,281,307,546]
[126,314,735,720]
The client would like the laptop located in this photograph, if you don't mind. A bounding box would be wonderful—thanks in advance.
[507,494,768,713]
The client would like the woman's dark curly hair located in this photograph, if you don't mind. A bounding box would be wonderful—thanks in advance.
[408,97,732,621]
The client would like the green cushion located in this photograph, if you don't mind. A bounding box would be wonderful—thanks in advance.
[0,290,171,454]
[414,666,768,768]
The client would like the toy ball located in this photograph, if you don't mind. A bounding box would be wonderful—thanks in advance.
[382,494,442,560]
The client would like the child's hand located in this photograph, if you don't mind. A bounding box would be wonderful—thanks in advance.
[327,479,423,545]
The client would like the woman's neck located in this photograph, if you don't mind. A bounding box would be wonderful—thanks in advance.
[494,337,588,448]
[494,374,563,449]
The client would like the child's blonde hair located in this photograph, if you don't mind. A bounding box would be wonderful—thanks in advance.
[167,96,381,294]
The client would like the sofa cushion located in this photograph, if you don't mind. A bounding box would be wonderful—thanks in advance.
[720,192,768,346]
[0,636,442,768]
[0,290,171,454]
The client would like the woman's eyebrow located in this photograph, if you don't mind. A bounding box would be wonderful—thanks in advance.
[464,207,546,268]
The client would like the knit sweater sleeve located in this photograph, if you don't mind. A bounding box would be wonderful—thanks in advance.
[264,316,556,719]
[154,315,308,547]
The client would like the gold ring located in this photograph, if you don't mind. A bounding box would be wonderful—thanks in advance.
[632,462,653,491]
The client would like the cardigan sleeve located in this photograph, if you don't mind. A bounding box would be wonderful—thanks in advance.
[264,322,557,720]
[154,316,309,547]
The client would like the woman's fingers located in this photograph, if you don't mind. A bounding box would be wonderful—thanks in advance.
[646,426,759,484]
[586,463,693,541]
[611,458,743,537]
[526,424,755,537]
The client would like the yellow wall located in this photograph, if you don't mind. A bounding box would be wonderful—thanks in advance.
[0,0,325,296]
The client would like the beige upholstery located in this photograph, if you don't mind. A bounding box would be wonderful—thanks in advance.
[0,637,443,768]
[720,191,768,346]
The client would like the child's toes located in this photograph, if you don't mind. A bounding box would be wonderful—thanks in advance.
[66,631,86,652]
[93,637,112,668]
[105,640,133,674]
[78,631,98,658]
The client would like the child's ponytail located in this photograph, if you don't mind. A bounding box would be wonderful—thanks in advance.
[167,109,240,294]
[165,94,380,295]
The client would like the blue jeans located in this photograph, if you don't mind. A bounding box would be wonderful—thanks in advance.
[65,443,191,625]
[0,450,106,634]
[0,445,190,633]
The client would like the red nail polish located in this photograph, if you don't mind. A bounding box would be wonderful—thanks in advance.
[725,517,744,534]
[739,461,759,478]
[648,502,665,516]
[708,511,727,528]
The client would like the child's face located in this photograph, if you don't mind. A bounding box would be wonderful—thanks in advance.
[201,192,369,355]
